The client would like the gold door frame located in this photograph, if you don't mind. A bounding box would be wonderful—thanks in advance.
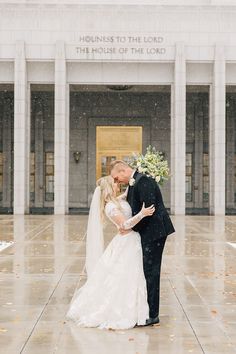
[96,126,142,179]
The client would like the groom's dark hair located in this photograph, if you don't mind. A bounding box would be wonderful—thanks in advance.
[110,160,130,170]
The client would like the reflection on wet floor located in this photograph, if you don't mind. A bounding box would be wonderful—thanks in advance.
[0,215,236,353]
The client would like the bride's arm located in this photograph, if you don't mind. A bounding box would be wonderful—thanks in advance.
[107,203,155,232]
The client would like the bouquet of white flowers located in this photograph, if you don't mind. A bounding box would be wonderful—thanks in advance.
[129,145,170,185]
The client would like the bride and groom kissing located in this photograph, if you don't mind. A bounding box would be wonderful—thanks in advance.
[66,160,175,330]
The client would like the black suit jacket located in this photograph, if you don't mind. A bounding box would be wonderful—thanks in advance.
[127,171,175,244]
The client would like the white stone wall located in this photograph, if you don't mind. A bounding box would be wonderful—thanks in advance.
[0,1,235,6]
[0,3,236,62]
[0,2,236,214]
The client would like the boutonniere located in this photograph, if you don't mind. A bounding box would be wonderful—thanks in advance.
[129,178,135,187]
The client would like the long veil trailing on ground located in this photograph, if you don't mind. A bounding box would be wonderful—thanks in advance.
[85,186,104,278]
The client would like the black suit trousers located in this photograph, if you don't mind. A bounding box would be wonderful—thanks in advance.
[141,236,167,319]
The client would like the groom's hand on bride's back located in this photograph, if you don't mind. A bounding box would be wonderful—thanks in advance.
[141,203,155,216]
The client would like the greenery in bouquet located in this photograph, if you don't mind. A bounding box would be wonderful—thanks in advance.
[129,145,170,185]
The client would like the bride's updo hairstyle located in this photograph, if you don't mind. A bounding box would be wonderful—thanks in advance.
[97,176,121,221]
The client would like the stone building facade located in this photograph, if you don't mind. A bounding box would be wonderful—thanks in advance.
[0,0,236,215]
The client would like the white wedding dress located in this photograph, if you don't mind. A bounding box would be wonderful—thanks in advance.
[66,199,149,330]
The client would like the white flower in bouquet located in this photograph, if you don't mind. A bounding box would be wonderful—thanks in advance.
[138,167,144,173]
[129,146,170,185]
[129,178,135,186]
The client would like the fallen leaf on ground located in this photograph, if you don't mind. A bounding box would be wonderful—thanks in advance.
[211,310,217,315]
[0,328,8,333]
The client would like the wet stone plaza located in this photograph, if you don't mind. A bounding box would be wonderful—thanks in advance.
[0,215,236,354]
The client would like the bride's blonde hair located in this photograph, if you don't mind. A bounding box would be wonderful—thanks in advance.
[96,175,121,221]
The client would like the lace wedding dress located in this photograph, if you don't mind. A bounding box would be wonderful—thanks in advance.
[66,199,149,330]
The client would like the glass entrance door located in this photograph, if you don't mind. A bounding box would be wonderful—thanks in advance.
[96,126,142,180]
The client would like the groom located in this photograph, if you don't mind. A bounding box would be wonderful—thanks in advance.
[110,160,175,326]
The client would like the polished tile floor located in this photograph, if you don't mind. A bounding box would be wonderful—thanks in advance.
[0,215,236,353]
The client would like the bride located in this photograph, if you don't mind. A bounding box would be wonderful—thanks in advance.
[66,175,155,330]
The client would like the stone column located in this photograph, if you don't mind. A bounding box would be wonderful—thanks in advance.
[14,41,30,214]
[209,45,226,215]
[171,42,186,215]
[54,41,69,214]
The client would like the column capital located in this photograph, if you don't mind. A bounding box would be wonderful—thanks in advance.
[214,43,225,56]
[15,40,25,59]
[175,41,185,58]
[55,40,65,60]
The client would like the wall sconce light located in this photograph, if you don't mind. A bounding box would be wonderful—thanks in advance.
[73,151,81,163]
[159,151,166,159]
